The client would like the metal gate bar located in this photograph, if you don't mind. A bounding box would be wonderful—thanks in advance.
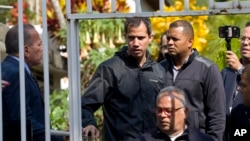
[17,0,27,141]
[66,0,250,20]
[41,0,51,140]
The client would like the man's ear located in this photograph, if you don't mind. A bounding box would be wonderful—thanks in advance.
[24,46,29,57]
[184,107,188,117]
[188,37,193,49]
[149,34,154,42]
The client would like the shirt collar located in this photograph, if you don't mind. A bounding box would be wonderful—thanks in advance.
[172,50,194,70]
[8,55,31,74]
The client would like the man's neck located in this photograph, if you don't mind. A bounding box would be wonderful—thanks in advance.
[242,58,250,66]
[172,52,192,69]
[166,125,186,137]
[138,56,146,67]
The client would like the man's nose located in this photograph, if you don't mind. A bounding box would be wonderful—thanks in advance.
[168,39,174,44]
[132,38,140,45]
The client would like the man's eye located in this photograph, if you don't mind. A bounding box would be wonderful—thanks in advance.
[167,37,178,41]
[171,38,179,41]
[128,36,145,40]
[128,36,135,40]
[137,36,145,40]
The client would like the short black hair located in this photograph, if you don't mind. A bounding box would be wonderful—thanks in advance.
[169,20,194,38]
[5,24,36,54]
[245,22,250,27]
[124,17,152,35]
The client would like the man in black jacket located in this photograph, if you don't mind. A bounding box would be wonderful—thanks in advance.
[81,17,166,141]
[160,20,226,141]
[228,64,250,141]
[135,86,214,141]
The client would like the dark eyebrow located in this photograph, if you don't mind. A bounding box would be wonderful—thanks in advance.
[127,36,146,40]
[167,36,179,41]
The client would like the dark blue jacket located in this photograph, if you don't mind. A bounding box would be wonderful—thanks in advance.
[221,67,243,115]
[81,47,166,141]
[221,68,243,141]
[1,55,63,141]
[135,127,214,141]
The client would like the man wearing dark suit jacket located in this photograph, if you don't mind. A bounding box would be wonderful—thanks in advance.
[1,24,63,141]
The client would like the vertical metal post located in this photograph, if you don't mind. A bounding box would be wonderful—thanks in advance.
[66,0,71,14]
[233,0,239,8]
[184,0,189,10]
[111,0,116,13]
[135,0,141,13]
[66,1,82,140]
[159,0,165,12]
[18,0,26,141]
[0,50,2,141]
[87,0,92,13]
[67,19,82,141]
[42,0,50,140]
[209,0,214,9]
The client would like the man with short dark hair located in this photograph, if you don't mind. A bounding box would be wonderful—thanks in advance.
[81,17,166,141]
[160,20,226,141]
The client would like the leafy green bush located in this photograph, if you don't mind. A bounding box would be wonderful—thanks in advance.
[202,14,250,70]
[50,89,104,133]
[50,89,69,130]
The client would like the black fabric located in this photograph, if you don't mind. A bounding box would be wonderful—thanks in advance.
[228,104,250,141]
[3,120,33,141]
[160,49,226,141]
[82,46,167,141]
[134,127,214,141]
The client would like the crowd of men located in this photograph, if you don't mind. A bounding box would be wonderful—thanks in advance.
[1,17,250,141]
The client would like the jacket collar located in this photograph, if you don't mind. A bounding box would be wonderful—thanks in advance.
[165,48,199,70]
[155,127,189,140]
[115,46,155,68]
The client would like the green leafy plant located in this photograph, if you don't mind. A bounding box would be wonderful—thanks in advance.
[50,88,104,133]
[202,14,250,70]
[50,89,69,130]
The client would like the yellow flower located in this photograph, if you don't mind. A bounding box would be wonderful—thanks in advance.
[151,0,209,53]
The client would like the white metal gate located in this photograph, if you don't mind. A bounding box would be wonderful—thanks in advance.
[1,0,250,141]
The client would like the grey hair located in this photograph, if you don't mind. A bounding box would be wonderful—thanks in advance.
[156,86,186,107]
